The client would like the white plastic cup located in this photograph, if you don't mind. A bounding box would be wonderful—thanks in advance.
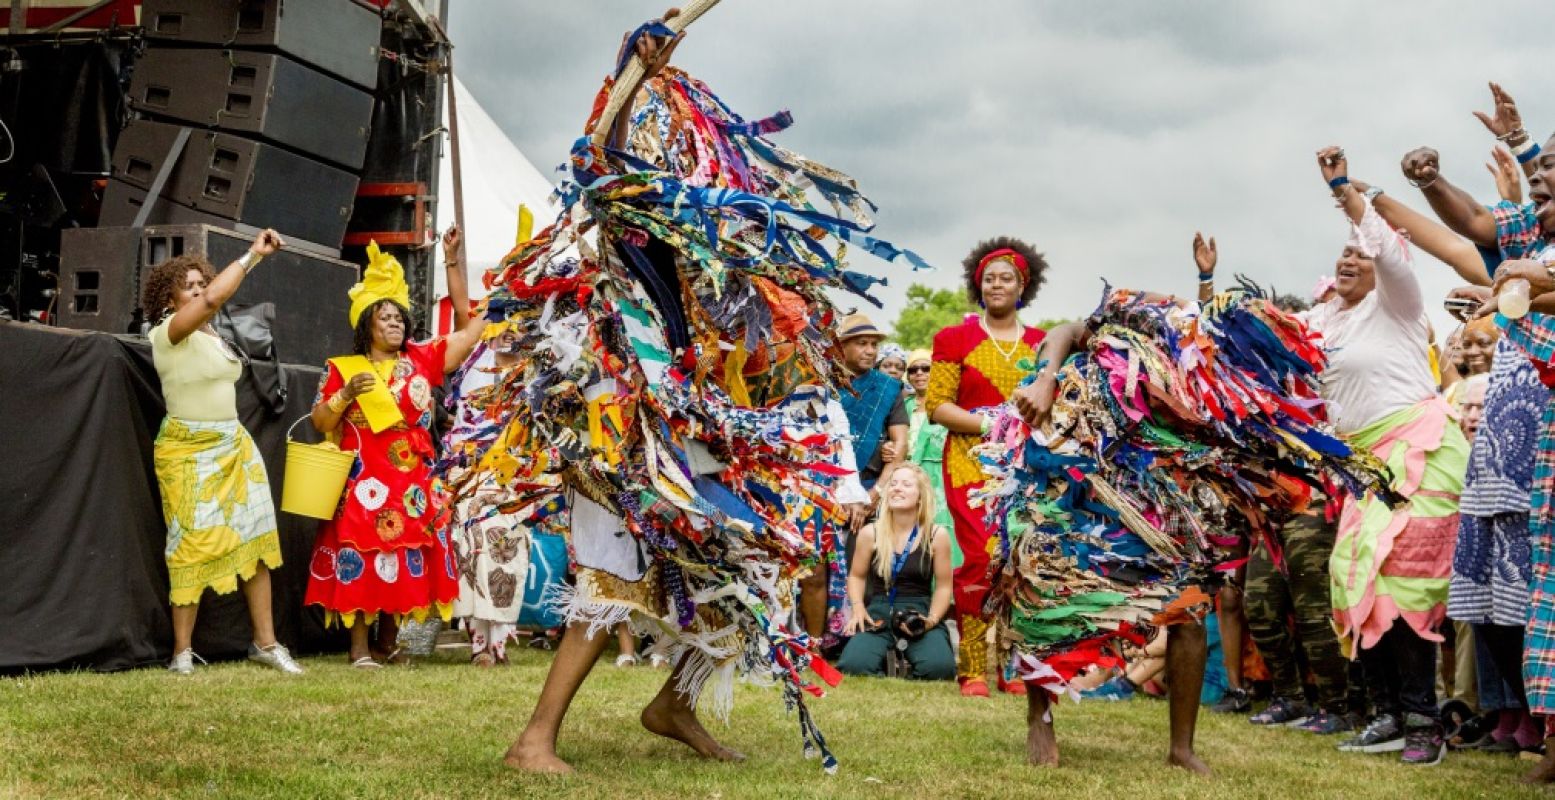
[1501,278,1531,319]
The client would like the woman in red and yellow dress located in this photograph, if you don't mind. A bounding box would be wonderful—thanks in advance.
[305,241,484,667]
[925,238,1048,696]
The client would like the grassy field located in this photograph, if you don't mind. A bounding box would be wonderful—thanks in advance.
[0,646,1539,800]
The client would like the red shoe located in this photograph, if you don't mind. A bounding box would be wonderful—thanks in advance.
[960,678,990,697]
[998,675,1028,696]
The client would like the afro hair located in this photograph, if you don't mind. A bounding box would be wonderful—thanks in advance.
[961,236,1047,307]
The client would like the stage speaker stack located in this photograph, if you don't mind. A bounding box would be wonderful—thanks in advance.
[100,0,382,255]
[57,224,359,366]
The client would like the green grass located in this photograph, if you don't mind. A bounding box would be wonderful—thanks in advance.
[0,648,1539,799]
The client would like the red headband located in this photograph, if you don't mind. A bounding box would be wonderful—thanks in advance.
[975,248,1029,286]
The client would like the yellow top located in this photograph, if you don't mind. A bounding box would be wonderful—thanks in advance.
[151,317,242,421]
[925,337,1039,488]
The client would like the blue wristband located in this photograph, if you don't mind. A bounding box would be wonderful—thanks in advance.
[1327,176,1350,190]
[1518,143,1543,165]
[1198,272,1214,282]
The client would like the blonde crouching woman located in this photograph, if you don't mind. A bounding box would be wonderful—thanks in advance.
[836,463,955,679]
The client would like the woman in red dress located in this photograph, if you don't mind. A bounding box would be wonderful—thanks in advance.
[305,241,484,667]
[924,237,1048,696]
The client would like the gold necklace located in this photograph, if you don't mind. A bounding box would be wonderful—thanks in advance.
[980,315,1022,362]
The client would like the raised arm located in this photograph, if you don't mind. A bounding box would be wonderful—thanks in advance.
[1357,182,1490,287]
[442,225,469,329]
[1401,147,1498,247]
[167,229,283,344]
[1192,232,1217,303]
[1322,147,1423,320]
[1472,81,1546,180]
[443,312,488,374]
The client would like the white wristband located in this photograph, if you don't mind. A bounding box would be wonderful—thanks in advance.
[1513,137,1539,157]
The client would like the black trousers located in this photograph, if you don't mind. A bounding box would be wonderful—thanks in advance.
[1359,619,1439,720]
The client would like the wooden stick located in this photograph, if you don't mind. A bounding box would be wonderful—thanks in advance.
[588,0,721,145]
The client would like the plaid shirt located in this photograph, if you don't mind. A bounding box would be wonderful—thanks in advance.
[1492,200,1543,261]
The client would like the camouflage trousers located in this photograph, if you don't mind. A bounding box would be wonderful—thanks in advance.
[1245,511,1349,710]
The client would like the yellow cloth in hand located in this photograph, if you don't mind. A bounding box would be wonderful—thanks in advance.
[328,355,403,433]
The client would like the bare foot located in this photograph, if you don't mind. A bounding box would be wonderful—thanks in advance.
[641,693,747,762]
[1026,691,1059,767]
[1167,747,1211,776]
[503,734,574,775]
[1521,747,1555,784]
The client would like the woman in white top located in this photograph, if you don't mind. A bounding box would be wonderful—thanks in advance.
[142,228,302,676]
[1309,147,1468,765]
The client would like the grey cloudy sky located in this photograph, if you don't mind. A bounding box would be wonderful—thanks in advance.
[448,1,1547,337]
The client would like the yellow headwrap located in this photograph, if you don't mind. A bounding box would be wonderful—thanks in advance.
[907,348,932,368]
[348,240,412,327]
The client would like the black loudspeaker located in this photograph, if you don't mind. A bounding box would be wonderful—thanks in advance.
[100,179,240,230]
[58,224,360,365]
[141,0,382,91]
[128,48,374,170]
[108,119,358,250]
[56,226,143,334]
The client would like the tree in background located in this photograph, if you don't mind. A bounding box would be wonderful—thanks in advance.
[889,283,1074,349]
[890,284,975,350]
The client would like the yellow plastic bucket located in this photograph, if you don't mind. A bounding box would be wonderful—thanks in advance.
[280,417,360,519]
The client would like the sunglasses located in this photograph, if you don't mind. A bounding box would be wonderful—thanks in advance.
[906,365,931,374]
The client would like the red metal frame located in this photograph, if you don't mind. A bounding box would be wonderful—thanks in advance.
[343,181,428,247]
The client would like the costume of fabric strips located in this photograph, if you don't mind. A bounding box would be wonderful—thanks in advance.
[973,283,1396,698]
[434,65,927,773]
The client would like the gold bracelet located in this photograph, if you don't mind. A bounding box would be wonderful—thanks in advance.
[327,391,350,414]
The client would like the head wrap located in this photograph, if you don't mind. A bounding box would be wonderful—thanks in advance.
[975,247,1029,287]
[1311,275,1337,301]
[348,240,412,327]
[876,343,907,366]
[906,348,932,368]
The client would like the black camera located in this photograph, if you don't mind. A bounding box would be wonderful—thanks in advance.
[891,609,929,641]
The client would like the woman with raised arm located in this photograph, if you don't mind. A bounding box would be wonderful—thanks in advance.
[303,240,485,668]
[142,228,302,676]
[1302,147,1470,766]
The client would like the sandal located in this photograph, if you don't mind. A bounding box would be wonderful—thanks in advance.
[350,656,382,670]
[471,651,496,668]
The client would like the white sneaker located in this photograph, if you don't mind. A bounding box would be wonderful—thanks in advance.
[168,648,202,675]
[248,642,305,675]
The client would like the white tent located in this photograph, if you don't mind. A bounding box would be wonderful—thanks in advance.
[431,75,558,332]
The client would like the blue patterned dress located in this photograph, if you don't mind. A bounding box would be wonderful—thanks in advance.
[1450,339,1541,627]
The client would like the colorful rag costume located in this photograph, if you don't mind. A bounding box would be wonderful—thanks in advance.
[973,285,1393,698]
[924,315,1043,682]
[442,61,926,771]
[150,317,282,605]
[439,344,562,661]
[304,245,457,627]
